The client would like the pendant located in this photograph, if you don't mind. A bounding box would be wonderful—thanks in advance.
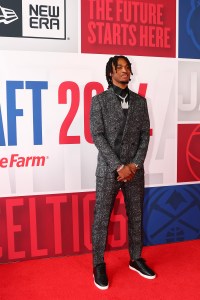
[121,99,129,109]
[115,93,129,109]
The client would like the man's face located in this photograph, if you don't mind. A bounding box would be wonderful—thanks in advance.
[111,58,131,88]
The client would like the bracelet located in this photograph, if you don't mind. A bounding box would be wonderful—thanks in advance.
[117,164,124,172]
[133,163,139,169]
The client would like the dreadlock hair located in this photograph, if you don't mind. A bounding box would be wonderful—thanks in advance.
[105,55,133,89]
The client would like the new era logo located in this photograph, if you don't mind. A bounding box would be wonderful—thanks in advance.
[0,0,66,39]
[0,6,18,24]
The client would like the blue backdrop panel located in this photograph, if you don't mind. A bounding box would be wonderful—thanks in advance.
[144,184,200,245]
[179,0,200,59]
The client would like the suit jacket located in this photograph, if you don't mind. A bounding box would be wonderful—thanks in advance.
[90,87,150,178]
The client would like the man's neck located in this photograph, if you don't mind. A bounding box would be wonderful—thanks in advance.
[112,83,128,90]
[112,84,129,98]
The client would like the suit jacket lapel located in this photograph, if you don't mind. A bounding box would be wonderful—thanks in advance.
[122,91,137,140]
[108,88,125,119]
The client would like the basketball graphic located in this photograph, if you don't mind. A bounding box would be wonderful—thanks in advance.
[166,227,184,243]
[186,125,200,181]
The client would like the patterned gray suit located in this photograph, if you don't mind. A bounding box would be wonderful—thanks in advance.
[90,87,150,267]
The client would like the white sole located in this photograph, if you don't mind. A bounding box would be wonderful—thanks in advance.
[93,276,109,290]
[129,265,156,279]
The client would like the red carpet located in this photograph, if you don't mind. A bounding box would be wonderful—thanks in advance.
[1,240,200,300]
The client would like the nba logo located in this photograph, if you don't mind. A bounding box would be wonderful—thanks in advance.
[187,0,200,50]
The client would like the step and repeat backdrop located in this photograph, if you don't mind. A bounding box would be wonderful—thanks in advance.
[0,0,199,263]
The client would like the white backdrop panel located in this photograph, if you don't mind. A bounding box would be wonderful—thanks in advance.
[0,51,177,196]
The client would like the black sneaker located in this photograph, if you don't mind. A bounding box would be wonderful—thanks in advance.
[129,258,156,279]
[93,263,109,290]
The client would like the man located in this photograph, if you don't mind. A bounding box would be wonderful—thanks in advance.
[90,55,156,290]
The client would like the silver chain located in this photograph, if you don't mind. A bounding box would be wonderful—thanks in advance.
[116,94,128,101]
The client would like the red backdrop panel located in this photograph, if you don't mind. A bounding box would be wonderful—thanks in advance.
[0,191,127,263]
[81,0,176,57]
[177,124,200,182]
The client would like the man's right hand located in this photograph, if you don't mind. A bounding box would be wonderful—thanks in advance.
[117,165,133,182]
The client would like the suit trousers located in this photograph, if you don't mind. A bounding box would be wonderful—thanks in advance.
[92,169,144,267]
